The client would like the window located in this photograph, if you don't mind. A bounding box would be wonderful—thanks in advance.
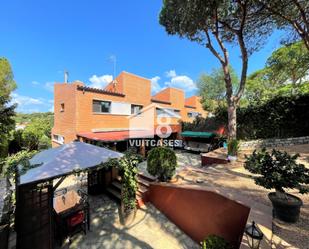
[93,100,111,113]
[53,134,64,144]
[187,112,201,118]
[131,104,143,114]
[156,108,180,117]
[60,103,65,112]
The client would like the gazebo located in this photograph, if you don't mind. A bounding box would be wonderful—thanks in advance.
[15,142,123,249]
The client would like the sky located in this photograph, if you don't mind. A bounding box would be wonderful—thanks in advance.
[0,0,284,113]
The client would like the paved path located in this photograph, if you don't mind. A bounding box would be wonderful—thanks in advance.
[60,194,198,249]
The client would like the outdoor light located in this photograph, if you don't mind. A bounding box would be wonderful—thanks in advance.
[245,221,264,249]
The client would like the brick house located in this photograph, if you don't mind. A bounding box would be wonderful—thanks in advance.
[52,71,207,151]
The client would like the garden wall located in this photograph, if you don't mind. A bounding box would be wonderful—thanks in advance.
[240,136,309,149]
[148,183,250,248]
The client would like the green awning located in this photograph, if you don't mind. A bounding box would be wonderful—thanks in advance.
[181,131,217,138]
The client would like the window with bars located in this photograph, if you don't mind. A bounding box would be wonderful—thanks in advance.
[131,104,143,114]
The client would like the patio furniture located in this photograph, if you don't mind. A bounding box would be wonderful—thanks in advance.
[53,190,90,244]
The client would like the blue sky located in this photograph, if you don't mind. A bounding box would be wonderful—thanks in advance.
[0,0,284,113]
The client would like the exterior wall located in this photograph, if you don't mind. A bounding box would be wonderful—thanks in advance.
[149,184,250,248]
[240,136,309,149]
[183,96,207,122]
[52,82,80,147]
[52,71,208,146]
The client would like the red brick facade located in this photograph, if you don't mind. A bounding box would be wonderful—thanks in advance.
[52,71,207,147]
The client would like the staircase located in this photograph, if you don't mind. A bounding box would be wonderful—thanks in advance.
[136,173,156,208]
[106,173,156,208]
[106,178,122,203]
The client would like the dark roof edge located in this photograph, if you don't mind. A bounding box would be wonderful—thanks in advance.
[151,99,171,105]
[77,86,125,97]
[184,105,196,109]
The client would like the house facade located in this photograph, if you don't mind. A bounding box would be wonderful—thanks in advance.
[52,71,207,150]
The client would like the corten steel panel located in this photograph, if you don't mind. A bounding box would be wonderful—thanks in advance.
[148,184,250,249]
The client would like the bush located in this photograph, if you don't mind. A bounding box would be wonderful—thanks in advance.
[227,139,239,156]
[201,235,231,249]
[244,148,309,197]
[147,147,177,182]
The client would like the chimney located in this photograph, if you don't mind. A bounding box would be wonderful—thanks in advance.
[64,70,69,83]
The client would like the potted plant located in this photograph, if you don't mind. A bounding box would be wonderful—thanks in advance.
[245,148,309,223]
[201,235,232,249]
[227,139,239,162]
[147,147,177,182]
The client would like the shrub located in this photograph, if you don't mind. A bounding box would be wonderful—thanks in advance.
[201,235,231,249]
[227,139,239,156]
[147,147,177,182]
[244,148,309,198]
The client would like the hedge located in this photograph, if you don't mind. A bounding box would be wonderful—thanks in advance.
[183,94,309,141]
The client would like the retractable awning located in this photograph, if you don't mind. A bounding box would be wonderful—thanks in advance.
[181,131,217,138]
[18,141,123,186]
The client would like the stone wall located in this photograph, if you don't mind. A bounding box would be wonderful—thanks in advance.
[240,136,309,149]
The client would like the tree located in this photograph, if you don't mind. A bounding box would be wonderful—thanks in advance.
[257,0,309,51]
[22,117,52,150]
[0,58,17,157]
[243,41,309,103]
[160,0,269,139]
[197,66,239,112]
[266,41,309,87]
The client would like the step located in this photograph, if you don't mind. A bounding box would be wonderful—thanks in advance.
[137,172,157,182]
[106,187,121,200]
[137,185,148,194]
[111,181,122,190]
[137,178,150,187]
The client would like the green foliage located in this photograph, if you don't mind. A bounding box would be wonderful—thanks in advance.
[215,94,309,140]
[198,67,239,112]
[0,57,16,98]
[181,116,225,133]
[227,139,239,156]
[14,112,54,124]
[245,148,309,195]
[147,147,177,182]
[1,150,37,179]
[102,150,142,211]
[0,58,17,158]
[201,235,231,249]
[118,150,142,211]
[22,116,53,150]
[266,41,309,86]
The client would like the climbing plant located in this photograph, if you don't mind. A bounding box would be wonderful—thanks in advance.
[1,150,38,180]
[118,150,142,211]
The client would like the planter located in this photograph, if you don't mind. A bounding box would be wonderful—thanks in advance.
[268,192,303,223]
[227,155,237,162]
[119,204,137,226]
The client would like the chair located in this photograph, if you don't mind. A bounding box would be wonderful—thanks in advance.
[66,210,87,243]
[54,188,67,197]
[77,189,90,231]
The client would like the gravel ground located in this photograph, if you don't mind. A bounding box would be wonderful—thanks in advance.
[174,145,309,249]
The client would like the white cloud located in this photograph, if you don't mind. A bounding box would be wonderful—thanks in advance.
[150,76,162,94]
[11,93,53,113]
[44,81,55,92]
[11,93,44,106]
[165,70,197,90]
[89,74,113,89]
[32,81,39,85]
[166,70,177,78]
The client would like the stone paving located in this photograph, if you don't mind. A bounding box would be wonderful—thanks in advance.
[60,194,198,249]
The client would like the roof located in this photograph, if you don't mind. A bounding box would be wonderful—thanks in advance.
[78,126,181,142]
[78,130,154,142]
[77,85,125,97]
[181,131,217,138]
[18,142,123,186]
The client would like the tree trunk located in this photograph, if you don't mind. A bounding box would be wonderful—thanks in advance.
[227,102,237,140]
